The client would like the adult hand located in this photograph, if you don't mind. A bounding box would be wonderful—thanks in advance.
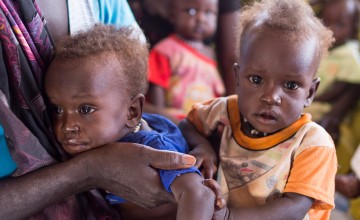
[0,141,194,220]
[79,142,196,208]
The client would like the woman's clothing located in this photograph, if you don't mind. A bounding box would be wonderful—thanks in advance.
[0,0,141,218]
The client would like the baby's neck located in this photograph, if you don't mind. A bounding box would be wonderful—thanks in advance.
[175,34,204,51]
[241,117,268,138]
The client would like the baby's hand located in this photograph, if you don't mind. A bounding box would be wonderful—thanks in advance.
[203,179,226,210]
[203,179,228,220]
[190,144,217,179]
[335,173,360,198]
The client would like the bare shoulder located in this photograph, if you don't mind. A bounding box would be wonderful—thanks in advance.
[36,0,69,43]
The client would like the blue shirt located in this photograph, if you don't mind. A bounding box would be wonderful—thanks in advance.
[0,124,17,178]
[96,0,136,27]
[106,113,200,204]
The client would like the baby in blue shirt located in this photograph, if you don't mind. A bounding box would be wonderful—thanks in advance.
[44,24,216,220]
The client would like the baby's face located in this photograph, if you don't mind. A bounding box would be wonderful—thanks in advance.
[171,0,218,41]
[321,0,357,47]
[45,55,132,155]
[235,29,320,135]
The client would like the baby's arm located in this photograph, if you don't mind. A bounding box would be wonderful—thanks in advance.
[213,193,314,220]
[315,82,360,142]
[171,172,215,220]
[179,119,218,179]
[336,173,360,198]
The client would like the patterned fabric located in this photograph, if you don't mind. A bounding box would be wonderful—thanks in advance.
[0,0,60,165]
[187,95,337,220]
[0,1,119,218]
[148,34,225,119]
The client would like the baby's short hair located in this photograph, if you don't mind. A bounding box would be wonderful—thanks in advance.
[236,0,334,61]
[54,24,149,96]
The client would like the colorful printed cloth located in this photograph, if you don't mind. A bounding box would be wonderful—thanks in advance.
[148,34,225,119]
[0,0,60,166]
[0,0,119,218]
[187,96,337,220]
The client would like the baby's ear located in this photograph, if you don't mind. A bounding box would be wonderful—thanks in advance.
[126,94,145,128]
[234,63,241,93]
[304,77,320,107]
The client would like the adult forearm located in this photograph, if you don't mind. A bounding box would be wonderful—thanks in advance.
[0,142,196,219]
[216,11,240,96]
[0,157,89,219]
[330,84,360,120]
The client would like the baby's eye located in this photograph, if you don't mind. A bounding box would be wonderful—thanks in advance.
[52,106,63,115]
[79,105,96,114]
[249,75,263,84]
[188,8,197,16]
[284,81,299,90]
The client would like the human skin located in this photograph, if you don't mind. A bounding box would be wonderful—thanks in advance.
[311,0,360,143]
[320,0,358,47]
[216,9,240,95]
[180,28,320,219]
[0,1,197,218]
[236,28,320,136]
[45,53,215,220]
[146,0,219,123]
[0,142,196,220]
[336,173,360,198]
[45,54,138,156]
[169,0,218,42]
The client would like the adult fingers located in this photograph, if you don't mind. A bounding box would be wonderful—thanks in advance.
[194,157,204,169]
[145,148,196,170]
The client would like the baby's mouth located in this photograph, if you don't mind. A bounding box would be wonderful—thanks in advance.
[259,113,276,120]
[254,111,278,124]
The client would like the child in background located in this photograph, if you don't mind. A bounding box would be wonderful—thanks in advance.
[336,144,360,199]
[146,0,225,123]
[304,1,360,219]
[179,0,337,219]
[44,25,216,220]
[304,0,360,174]
[335,143,360,220]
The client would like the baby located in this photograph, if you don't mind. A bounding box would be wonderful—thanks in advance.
[180,0,337,219]
[44,24,216,220]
